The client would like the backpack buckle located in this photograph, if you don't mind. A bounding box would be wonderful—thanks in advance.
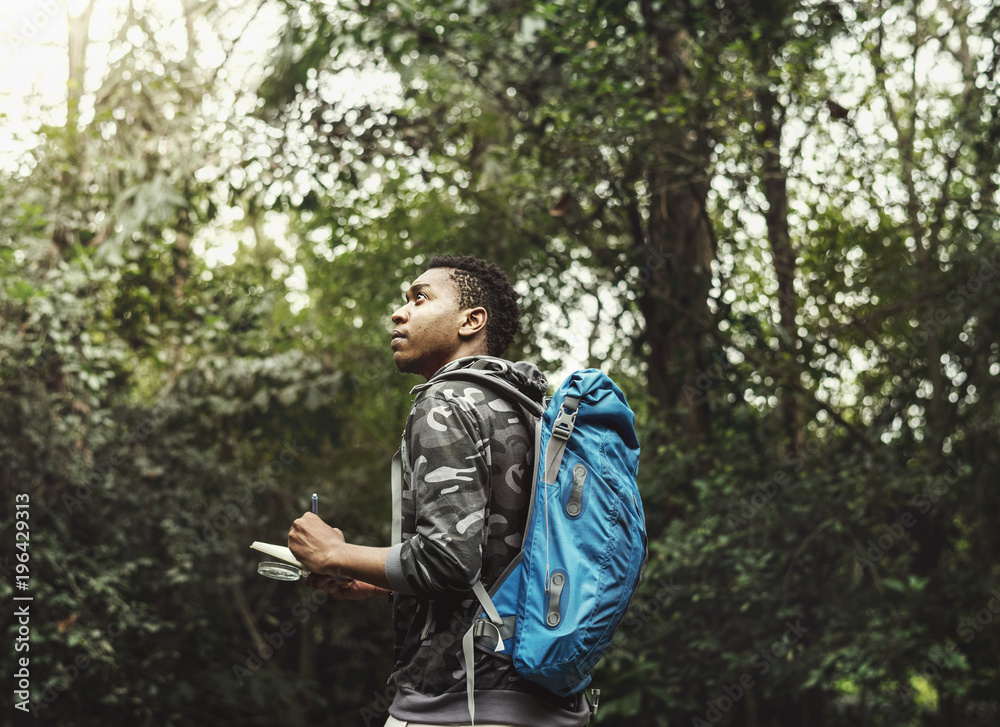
[551,398,579,441]
[472,618,505,652]
[586,688,600,716]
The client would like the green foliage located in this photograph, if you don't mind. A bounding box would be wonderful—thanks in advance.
[2,0,999,725]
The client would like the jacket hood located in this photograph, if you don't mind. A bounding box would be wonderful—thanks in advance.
[421,356,549,404]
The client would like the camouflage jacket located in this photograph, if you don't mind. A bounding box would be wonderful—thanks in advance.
[383,356,589,725]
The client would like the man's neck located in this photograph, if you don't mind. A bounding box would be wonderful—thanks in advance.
[423,351,491,381]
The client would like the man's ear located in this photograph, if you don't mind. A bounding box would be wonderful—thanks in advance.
[458,307,488,340]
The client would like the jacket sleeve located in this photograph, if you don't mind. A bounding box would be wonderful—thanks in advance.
[384,391,491,596]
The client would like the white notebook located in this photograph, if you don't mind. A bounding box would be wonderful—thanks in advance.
[250,541,304,568]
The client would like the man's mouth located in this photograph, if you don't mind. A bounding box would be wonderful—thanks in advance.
[391,330,406,348]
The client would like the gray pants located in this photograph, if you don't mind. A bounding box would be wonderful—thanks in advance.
[384,717,527,727]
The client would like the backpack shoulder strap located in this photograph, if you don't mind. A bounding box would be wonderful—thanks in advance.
[429,368,546,559]
[542,395,579,486]
[391,448,402,546]
[462,582,507,724]
[393,367,541,550]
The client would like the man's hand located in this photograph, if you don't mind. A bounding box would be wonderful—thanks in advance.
[305,573,389,601]
[287,512,394,591]
[287,512,345,576]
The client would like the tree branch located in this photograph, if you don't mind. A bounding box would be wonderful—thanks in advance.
[710,326,878,452]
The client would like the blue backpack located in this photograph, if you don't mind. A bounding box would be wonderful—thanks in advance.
[437,366,646,722]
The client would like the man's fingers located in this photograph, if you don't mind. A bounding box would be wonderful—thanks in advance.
[306,573,334,591]
[291,513,329,534]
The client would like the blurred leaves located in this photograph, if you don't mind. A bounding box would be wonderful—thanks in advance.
[1,0,999,725]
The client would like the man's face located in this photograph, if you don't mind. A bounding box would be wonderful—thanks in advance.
[390,267,469,379]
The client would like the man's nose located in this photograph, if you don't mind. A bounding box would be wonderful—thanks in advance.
[391,304,408,324]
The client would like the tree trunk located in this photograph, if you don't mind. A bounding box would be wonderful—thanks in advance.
[636,0,717,445]
[758,88,804,452]
[800,685,826,727]
[938,694,958,727]
[54,0,97,253]
[181,0,199,63]
[639,166,715,443]
[67,0,97,141]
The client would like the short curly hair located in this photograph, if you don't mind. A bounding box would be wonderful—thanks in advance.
[426,254,522,357]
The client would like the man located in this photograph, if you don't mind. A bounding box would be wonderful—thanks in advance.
[288,255,590,726]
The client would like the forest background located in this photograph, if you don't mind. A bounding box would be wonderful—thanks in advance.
[1,0,998,725]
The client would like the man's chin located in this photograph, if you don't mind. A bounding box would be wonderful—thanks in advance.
[393,351,415,373]
[393,352,434,380]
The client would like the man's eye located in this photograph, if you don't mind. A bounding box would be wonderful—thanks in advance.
[416,292,428,301]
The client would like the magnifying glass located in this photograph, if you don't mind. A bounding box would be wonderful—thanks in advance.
[257,561,309,581]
